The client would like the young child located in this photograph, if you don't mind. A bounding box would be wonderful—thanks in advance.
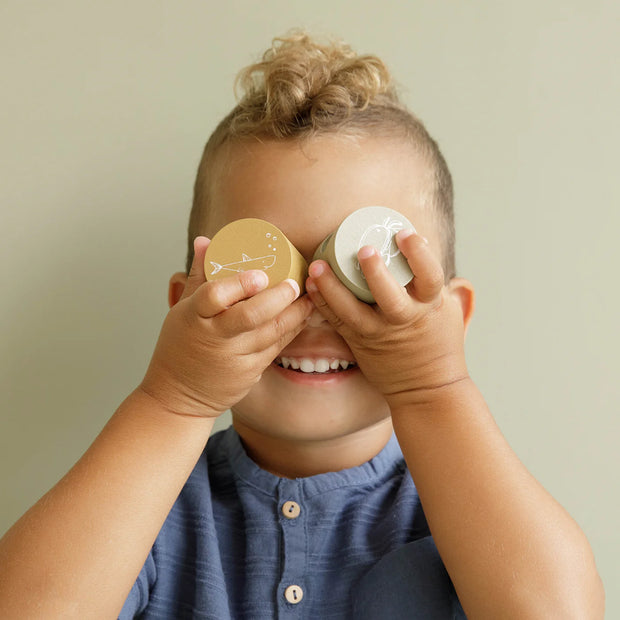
[0,33,604,619]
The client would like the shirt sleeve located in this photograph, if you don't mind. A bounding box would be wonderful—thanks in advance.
[352,536,466,619]
[117,551,157,619]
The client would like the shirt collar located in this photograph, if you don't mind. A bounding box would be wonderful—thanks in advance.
[220,426,405,497]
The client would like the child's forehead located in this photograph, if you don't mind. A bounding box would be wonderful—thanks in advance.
[205,135,440,259]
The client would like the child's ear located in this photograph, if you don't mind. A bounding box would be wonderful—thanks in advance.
[168,272,188,308]
[447,277,475,336]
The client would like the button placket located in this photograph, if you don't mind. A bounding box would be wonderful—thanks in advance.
[277,479,307,612]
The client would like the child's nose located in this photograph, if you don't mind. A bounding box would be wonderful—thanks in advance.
[306,308,327,327]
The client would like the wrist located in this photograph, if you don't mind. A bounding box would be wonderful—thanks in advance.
[135,380,224,421]
[385,360,471,414]
[379,298,470,407]
[138,365,227,420]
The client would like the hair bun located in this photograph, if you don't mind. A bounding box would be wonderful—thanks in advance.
[233,32,397,137]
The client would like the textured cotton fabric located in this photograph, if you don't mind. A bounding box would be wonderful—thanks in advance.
[119,427,465,619]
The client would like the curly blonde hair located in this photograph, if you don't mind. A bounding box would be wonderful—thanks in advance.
[188,32,455,279]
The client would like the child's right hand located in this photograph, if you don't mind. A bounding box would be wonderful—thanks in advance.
[139,236,314,419]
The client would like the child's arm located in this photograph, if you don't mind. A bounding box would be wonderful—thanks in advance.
[0,238,313,619]
[306,231,605,619]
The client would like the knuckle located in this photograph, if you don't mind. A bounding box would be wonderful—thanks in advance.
[428,259,446,284]
[362,317,381,338]
[203,281,224,305]
[274,322,290,348]
[270,330,292,356]
[210,288,227,311]
[273,313,300,343]
[389,296,411,324]
[328,313,347,331]
[272,313,284,331]
[240,270,268,296]
[312,293,330,311]
[274,284,293,306]
[239,272,257,296]
[239,305,263,331]
[428,270,445,293]
[415,266,444,300]
[315,301,341,329]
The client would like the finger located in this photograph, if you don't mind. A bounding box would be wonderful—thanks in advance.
[306,260,378,334]
[215,278,307,335]
[181,236,211,300]
[356,245,413,324]
[193,269,270,318]
[249,294,315,354]
[396,229,445,303]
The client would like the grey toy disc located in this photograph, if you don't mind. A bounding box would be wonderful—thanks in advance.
[313,206,415,303]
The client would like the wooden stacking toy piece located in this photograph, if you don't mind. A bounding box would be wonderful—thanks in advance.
[313,206,415,303]
[204,218,308,293]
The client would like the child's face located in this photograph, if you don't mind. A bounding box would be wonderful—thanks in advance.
[205,135,443,448]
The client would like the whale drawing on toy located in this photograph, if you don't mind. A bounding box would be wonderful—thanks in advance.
[209,253,277,275]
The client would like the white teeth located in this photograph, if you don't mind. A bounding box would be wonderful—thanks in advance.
[300,359,315,373]
[277,357,356,373]
[315,359,330,373]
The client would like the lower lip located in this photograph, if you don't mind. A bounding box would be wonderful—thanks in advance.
[270,362,360,386]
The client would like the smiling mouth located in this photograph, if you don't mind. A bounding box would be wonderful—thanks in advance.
[274,357,358,374]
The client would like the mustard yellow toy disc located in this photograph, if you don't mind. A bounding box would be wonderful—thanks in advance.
[204,218,308,292]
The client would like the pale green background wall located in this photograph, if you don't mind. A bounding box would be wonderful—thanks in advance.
[1,0,618,614]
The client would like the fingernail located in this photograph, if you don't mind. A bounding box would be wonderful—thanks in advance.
[308,261,325,278]
[357,245,375,260]
[306,279,318,293]
[284,278,300,298]
[251,270,269,289]
[396,228,417,241]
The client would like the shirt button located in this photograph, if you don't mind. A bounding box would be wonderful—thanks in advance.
[284,584,304,604]
[282,500,301,519]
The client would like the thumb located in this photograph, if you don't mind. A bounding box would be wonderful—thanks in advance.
[181,236,211,300]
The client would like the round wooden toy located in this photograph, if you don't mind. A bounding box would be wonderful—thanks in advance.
[312,206,415,303]
[204,218,308,292]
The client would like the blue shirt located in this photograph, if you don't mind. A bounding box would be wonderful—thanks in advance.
[119,427,465,619]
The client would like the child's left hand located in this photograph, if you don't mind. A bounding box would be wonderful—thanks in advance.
[305,229,472,411]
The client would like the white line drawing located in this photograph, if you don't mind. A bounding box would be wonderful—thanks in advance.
[210,253,277,275]
[355,217,404,273]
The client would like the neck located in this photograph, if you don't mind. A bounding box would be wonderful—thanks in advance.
[232,417,394,478]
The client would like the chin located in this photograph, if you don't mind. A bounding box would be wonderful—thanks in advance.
[231,373,391,444]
